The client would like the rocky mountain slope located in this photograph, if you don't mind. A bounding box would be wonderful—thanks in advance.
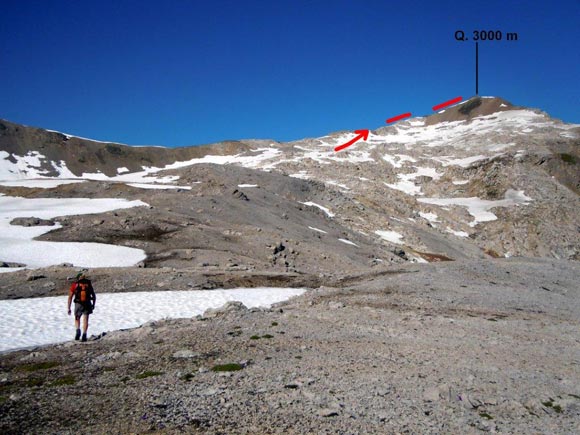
[1,96,579,269]
[1,96,579,434]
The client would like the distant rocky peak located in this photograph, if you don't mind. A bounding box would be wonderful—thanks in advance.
[425,96,516,125]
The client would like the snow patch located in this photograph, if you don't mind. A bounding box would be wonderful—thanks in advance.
[126,183,192,190]
[419,212,439,223]
[439,155,488,167]
[384,166,442,196]
[446,227,469,237]
[382,154,417,168]
[418,189,532,227]
[0,196,148,268]
[299,202,335,217]
[0,288,307,352]
[308,226,327,234]
[338,238,358,247]
[289,171,309,179]
[375,230,404,244]
[326,180,350,190]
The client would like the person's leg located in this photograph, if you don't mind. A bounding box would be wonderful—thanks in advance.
[74,303,82,340]
[74,312,81,340]
[83,314,89,334]
[81,314,89,341]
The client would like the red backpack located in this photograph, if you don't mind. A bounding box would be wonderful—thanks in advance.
[73,279,94,304]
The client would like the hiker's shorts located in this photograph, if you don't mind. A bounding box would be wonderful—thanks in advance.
[74,302,93,319]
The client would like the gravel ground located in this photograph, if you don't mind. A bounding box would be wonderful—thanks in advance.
[1,258,579,434]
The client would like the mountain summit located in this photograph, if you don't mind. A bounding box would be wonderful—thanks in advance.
[425,96,515,124]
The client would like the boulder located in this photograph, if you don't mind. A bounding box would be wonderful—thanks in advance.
[203,301,248,318]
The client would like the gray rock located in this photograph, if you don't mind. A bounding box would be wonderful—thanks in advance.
[423,387,440,402]
[26,272,46,281]
[318,408,339,417]
[273,242,286,255]
[203,301,248,318]
[1,262,26,268]
[232,189,249,201]
[172,350,199,359]
[10,217,55,227]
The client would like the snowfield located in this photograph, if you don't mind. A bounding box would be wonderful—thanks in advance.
[0,288,307,352]
[418,189,532,227]
[0,196,148,268]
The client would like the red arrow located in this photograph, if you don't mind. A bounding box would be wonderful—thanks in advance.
[334,129,369,152]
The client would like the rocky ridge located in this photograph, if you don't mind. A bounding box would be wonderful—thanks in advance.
[1,96,578,266]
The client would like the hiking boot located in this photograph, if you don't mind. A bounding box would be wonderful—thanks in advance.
[81,333,87,342]
[75,329,81,341]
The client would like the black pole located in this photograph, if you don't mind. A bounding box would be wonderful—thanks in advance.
[476,42,479,95]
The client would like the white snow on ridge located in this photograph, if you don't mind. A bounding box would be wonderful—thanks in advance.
[289,171,310,179]
[419,212,439,222]
[299,201,335,217]
[0,151,52,180]
[384,180,422,196]
[326,180,350,190]
[418,189,532,227]
[367,110,566,149]
[238,184,259,188]
[45,129,131,145]
[0,196,148,268]
[0,288,307,352]
[82,146,287,184]
[438,155,488,167]
[160,147,282,170]
[81,170,179,184]
[382,154,417,168]
[308,226,327,234]
[446,227,469,237]
[126,183,192,190]
[384,166,442,196]
[375,230,404,244]
[1,148,282,185]
[338,238,358,247]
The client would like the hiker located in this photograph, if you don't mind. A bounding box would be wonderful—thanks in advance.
[67,271,96,342]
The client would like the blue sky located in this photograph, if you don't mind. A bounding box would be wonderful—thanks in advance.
[1,1,578,147]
